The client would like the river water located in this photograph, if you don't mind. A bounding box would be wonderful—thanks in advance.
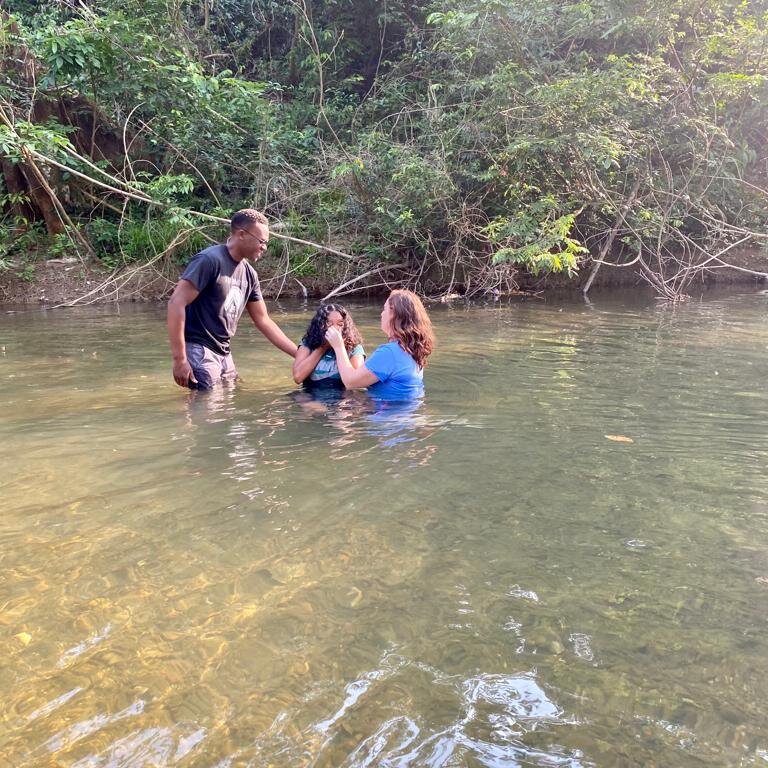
[1,290,767,767]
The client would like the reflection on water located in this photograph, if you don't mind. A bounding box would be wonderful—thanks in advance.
[1,291,768,767]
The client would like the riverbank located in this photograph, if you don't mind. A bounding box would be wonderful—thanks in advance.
[0,257,340,306]
[1,247,766,306]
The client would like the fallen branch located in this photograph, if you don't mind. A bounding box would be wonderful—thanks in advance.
[51,227,200,308]
[582,177,642,296]
[20,149,94,258]
[322,263,407,301]
[26,147,361,261]
[0,106,362,263]
[588,251,644,269]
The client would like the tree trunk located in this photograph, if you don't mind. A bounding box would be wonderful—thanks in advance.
[18,161,66,236]
[1,158,38,226]
[1,12,63,234]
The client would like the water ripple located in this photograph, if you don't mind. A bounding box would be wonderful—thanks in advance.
[57,623,113,668]
[308,654,584,767]
[44,699,145,753]
[507,585,541,603]
[26,686,84,723]
[568,633,595,663]
[462,672,563,724]
[69,725,207,768]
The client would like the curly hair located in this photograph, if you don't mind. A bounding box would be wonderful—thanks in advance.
[230,208,268,230]
[386,289,435,368]
[302,303,363,354]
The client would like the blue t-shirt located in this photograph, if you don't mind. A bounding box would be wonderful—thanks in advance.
[181,244,262,355]
[300,341,365,387]
[365,341,424,400]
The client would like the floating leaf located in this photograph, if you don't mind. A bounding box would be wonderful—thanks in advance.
[15,632,32,646]
[605,435,634,443]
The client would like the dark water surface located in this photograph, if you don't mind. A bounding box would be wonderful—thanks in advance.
[1,291,767,767]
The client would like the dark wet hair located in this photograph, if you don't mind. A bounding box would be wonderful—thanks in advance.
[302,303,363,354]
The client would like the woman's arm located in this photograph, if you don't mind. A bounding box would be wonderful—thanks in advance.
[326,329,379,388]
[350,352,365,370]
[292,344,330,384]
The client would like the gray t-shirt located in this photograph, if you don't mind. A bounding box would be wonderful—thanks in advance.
[181,244,262,355]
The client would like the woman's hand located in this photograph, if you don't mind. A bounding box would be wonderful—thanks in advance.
[322,329,379,389]
[325,327,344,350]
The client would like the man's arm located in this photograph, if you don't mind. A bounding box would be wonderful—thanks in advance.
[246,300,298,358]
[167,279,200,387]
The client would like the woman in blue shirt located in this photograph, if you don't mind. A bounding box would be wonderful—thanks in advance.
[325,289,435,399]
[293,304,365,388]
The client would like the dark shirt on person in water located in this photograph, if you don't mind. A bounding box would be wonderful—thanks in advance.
[181,244,262,356]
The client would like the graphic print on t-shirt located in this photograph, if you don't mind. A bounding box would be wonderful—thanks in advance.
[222,285,244,324]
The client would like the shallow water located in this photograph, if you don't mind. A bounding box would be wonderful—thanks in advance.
[1,290,768,767]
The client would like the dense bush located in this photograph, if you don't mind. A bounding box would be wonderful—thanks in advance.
[1,0,765,296]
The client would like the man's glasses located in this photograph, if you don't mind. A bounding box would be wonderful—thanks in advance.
[236,228,269,247]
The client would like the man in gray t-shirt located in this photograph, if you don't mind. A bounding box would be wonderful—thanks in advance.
[167,208,297,389]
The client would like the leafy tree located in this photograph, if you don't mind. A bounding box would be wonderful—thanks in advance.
[1,0,765,297]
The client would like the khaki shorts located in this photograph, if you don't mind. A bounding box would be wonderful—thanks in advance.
[185,342,237,389]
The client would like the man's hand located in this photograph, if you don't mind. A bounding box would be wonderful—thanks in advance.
[173,358,197,388]
[168,279,200,388]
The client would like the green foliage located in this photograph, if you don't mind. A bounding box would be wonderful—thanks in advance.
[0,220,45,263]
[46,232,79,260]
[138,174,195,203]
[34,19,116,88]
[488,211,587,276]
[2,0,765,292]
[86,219,121,263]
[85,215,209,270]
[17,263,36,281]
